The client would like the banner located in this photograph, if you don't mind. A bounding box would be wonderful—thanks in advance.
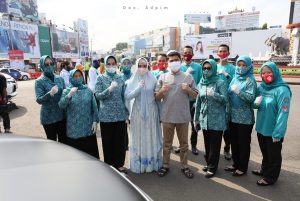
[8,50,24,69]
[184,33,232,59]
[38,25,52,57]
[6,0,38,22]
[51,28,79,58]
[0,19,40,59]
[76,19,89,57]
[0,0,7,13]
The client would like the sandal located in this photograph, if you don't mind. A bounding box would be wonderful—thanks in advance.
[252,169,263,176]
[118,167,128,174]
[157,167,169,177]
[257,178,274,186]
[232,170,246,177]
[224,165,237,172]
[181,168,194,179]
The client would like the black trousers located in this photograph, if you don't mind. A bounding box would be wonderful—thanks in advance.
[100,121,126,169]
[189,101,198,148]
[203,130,223,172]
[84,70,89,84]
[257,133,283,184]
[229,122,253,172]
[0,111,10,130]
[43,119,67,144]
[223,129,231,152]
[66,134,99,159]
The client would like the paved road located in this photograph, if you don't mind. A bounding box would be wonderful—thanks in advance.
[8,80,300,201]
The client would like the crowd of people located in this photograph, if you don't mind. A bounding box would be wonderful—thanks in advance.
[34,44,292,186]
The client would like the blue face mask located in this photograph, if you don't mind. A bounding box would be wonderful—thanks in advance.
[122,66,131,75]
[236,66,250,75]
[72,77,84,86]
[43,65,54,77]
[203,69,213,78]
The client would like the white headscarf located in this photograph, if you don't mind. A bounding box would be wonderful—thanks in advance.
[125,57,157,120]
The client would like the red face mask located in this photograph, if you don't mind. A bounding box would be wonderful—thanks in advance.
[158,62,167,71]
[261,74,274,84]
[217,53,229,59]
[183,54,193,62]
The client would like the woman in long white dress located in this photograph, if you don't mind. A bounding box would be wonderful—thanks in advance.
[125,57,162,173]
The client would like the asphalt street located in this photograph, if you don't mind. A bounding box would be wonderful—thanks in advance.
[7,80,300,201]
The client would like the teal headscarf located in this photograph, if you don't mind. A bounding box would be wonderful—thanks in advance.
[68,69,87,90]
[235,55,254,81]
[120,58,133,76]
[39,55,55,79]
[104,55,117,77]
[260,62,292,96]
[200,59,219,85]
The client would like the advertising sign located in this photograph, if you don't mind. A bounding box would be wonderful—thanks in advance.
[76,19,89,57]
[0,19,40,59]
[8,49,24,69]
[184,33,232,59]
[6,0,38,22]
[184,14,211,24]
[38,25,52,57]
[51,28,79,58]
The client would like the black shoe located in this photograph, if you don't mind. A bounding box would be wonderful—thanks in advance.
[202,166,208,172]
[174,147,180,154]
[4,129,12,134]
[252,170,263,176]
[192,147,199,155]
[205,171,215,178]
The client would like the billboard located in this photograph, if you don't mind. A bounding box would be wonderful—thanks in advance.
[51,28,79,59]
[6,0,38,22]
[0,19,40,59]
[38,25,52,57]
[184,14,211,24]
[215,11,260,30]
[76,19,89,57]
[184,33,232,59]
[0,0,7,13]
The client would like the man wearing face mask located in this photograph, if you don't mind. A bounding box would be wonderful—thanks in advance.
[35,55,67,143]
[151,53,169,79]
[217,44,236,161]
[177,46,202,155]
[88,60,100,93]
[155,50,198,179]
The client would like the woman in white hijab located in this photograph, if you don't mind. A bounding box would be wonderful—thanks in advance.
[125,57,163,173]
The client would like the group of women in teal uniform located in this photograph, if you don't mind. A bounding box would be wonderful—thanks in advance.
[35,52,291,186]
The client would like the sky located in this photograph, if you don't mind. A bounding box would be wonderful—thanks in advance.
[38,0,290,51]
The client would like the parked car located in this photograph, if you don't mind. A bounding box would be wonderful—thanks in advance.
[0,67,22,80]
[19,71,31,80]
[2,73,17,99]
[0,135,153,201]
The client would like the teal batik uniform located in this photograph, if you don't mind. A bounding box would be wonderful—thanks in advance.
[59,69,98,139]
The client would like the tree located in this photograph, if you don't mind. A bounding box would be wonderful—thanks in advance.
[116,42,128,51]
[262,23,268,30]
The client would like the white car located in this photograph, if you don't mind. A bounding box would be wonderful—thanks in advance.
[20,71,31,80]
[3,73,17,99]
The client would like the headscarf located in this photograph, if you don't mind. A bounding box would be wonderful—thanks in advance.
[235,55,254,81]
[104,55,117,77]
[39,55,55,79]
[125,57,157,120]
[260,61,292,96]
[120,57,133,77]
[68,69,87,90]
[200,59,219,85]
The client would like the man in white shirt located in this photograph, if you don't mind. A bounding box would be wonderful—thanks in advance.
[59,62,70,88]
[88,60,100,92]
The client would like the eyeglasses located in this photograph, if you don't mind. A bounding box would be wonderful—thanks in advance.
[203,67,211,70]
[138,65,148,68]
[169,59,180,63]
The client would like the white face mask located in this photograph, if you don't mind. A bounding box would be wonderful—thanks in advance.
[138,68,148,76]
[168,61,181,72]
[106,66,117,73]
